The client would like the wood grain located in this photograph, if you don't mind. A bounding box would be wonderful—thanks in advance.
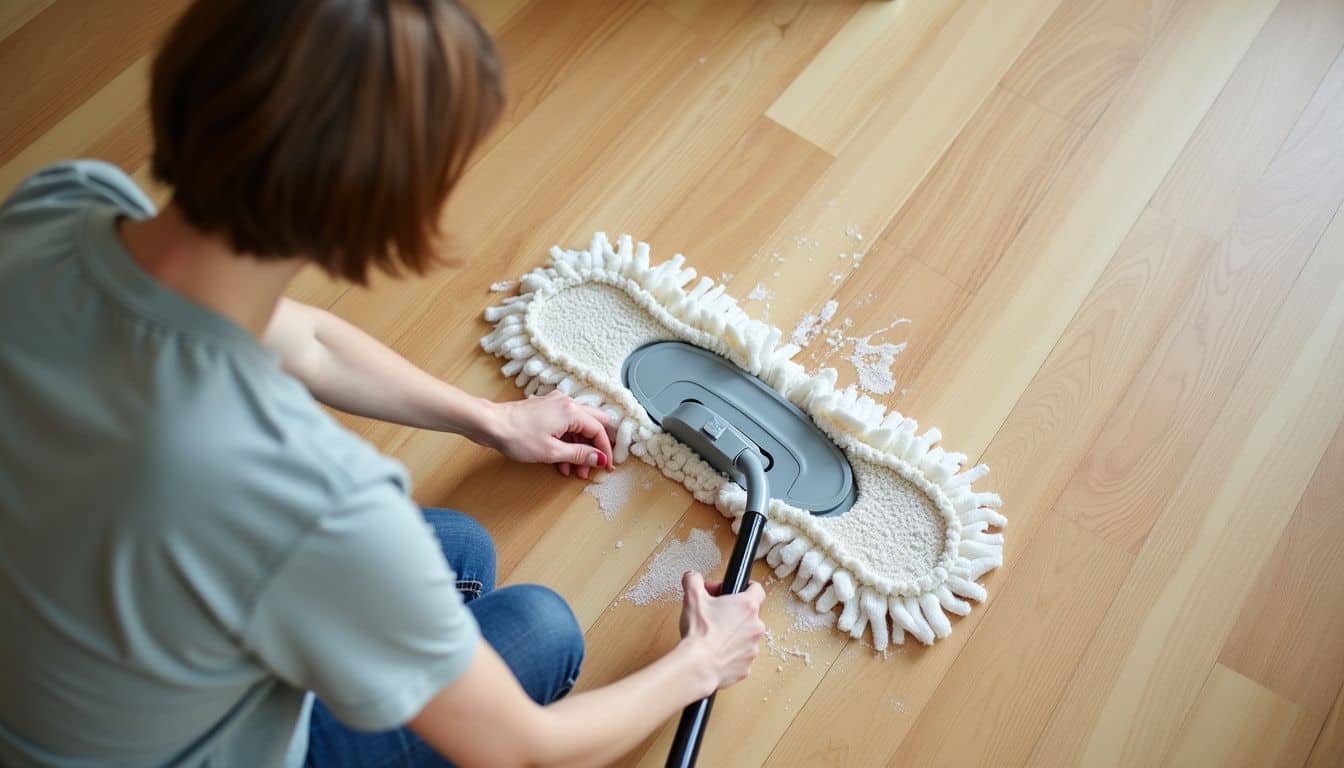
[888,514,1133,768]
[0,56,150,197]
[730,0,1062,340]
[881,86,1085,293]
[1058,43,1344,553]
[900,0,1278,465]
[1150,0,1344,238]
[765,0,962,155]
[1219,309,1344,718]
[0,0,52,43]
[1029,201,1344,768]
[1163,664,1321,768]
[0,0,187,167]
[765,206,1215,767]
[1306,684,1344,768]
[1001,0,1177,128]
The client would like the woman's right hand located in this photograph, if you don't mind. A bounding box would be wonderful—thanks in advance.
[678,571,768,691]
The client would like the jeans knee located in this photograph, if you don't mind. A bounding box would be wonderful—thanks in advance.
[456,514,497,586]
[423,508,497,596]
[512,585,584,672]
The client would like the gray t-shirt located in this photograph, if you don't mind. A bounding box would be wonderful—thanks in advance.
[0,162,479,767]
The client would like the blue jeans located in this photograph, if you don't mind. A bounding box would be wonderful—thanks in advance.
[305,509,584,768]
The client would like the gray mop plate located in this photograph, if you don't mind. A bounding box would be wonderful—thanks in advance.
[622,341,857,517]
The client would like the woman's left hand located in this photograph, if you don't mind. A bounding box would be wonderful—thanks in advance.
[485,390,614,479]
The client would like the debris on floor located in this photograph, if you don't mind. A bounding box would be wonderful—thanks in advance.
[584,464,654,521]
[789,299,838,347]
[488,280,516,292]
[791,298,911,396]
[784,592,837,633]
[624,528,722,606]
[746,283,773,302]
[848,327,909,396]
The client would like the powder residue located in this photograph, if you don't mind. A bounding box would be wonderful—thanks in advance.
[794,299,911,396]
[849,329,909,395]
[747,282,773,302]
[624,528,722,606]
[584,465,655,521]
[789,299,838,347]
[489,280,516,292]
[784,593,836,633]
[763,629,814,666]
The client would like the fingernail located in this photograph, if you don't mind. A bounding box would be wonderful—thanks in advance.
[587,453,599,467]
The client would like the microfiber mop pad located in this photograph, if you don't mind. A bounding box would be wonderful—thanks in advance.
[481,233,1005,651]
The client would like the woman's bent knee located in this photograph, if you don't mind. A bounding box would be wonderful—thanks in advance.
[472,584,584,704]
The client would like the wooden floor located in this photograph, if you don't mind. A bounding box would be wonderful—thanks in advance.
[5,0,1344,765]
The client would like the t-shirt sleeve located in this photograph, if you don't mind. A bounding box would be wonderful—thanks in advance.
[242,482,480,731]
[0,160,156,224]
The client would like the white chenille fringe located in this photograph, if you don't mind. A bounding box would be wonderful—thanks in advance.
[481,233,1006,652]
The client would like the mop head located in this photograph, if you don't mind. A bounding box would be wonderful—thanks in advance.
[481,233,1005,651]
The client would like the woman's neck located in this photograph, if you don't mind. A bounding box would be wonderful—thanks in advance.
[116,203,306,337]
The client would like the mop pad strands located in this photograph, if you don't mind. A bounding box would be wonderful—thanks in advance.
[481,233,1006,651]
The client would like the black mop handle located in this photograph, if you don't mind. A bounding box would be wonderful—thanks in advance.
[666,452,770,768]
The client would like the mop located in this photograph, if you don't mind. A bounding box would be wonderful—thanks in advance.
[480,233,1006,654]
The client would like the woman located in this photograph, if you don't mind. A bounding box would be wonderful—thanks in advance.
[0,1,766,766]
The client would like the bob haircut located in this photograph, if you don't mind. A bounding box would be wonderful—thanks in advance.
[149,0,503,284]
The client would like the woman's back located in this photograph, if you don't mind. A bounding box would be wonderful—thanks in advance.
[0,161,476,767]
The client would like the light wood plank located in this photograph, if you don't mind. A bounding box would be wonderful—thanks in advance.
[0,56,149,197]
[728,0,1062,351]
[766,209,1215,767]
[462,0,532,33]
[1219,360,1344,717]
[881,86,1086,293]
[0,0,53,43]
[1001,0,1177,128]
[646,116,833,270]
[889,514,1134,768]
[1306,684,1344,768]
[0,0,187,167]
[813,252,971,402]
[765,0,963,155]
[899,0,1279,471]
[1150,0,1344,237]
[1028,204,1344,767]
[1057,42,1344,552]
[473,0,644,163]
[1163,664,1320,768]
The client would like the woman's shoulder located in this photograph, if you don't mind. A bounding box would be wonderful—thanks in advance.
[0,160,155,227]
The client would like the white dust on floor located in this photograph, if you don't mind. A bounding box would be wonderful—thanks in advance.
[847,328,909,395]
[624,528,722,606]
[746,282,774,302]
[488,280,516,292]
[789,299,838,347]
[789,299,910,396]
[584,464,655,521]
[784,591,837,633]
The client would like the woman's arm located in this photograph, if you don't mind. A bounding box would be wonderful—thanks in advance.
[263,298,611,475]
[411,573,767,768]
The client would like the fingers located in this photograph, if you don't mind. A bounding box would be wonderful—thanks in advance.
[702,580,724,597]
[743,581,766,607]
[565,407,613,468]
[682,570,705,600]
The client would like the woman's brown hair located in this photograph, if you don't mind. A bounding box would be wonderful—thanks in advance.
[149,0,502,283]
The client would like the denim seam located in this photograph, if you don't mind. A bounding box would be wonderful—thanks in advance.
[456,578,483,599]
